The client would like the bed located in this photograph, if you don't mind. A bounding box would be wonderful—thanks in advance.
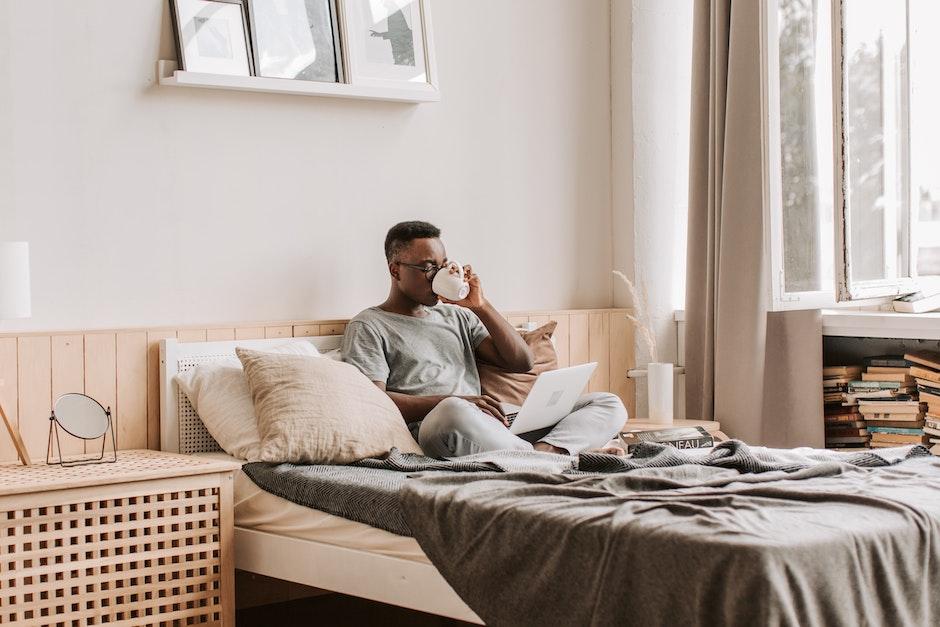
[161,337,940,626]
[159,336,484,624]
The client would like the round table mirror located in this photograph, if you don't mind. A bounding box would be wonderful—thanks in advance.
[53,393,111,439]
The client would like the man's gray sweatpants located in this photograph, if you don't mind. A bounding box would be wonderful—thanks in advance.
[416,392,628,458]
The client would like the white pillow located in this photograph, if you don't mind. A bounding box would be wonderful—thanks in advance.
[174,341,320,460]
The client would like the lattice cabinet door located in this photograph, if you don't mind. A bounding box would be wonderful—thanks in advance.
[0,450,239,626]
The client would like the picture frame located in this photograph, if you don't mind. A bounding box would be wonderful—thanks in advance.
[247,0,345,83]
[170,0,254,76]
[338,0,437,92]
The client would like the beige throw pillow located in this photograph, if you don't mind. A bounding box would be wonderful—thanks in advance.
[236,348,422,463]
[478,321,559,405]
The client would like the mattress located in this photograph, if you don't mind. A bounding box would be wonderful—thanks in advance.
[195,452,430,565]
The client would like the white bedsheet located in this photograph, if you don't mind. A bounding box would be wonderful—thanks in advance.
[196,452,430,565]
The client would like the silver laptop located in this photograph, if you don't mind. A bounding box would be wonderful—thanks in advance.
[500,362,598,435]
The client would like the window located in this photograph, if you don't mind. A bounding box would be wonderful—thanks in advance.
[764,0,938,309]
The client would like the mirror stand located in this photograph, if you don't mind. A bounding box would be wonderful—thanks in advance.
[46,408,118,467]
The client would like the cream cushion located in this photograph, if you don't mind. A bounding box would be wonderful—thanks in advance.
[174,341,321,461]
[236,348,422,463]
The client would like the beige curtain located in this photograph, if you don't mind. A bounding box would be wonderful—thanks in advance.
[685,0,824,447]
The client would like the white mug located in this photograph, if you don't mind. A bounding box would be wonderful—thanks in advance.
[432,261,470,301]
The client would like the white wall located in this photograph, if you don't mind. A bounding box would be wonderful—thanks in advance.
[0,0,613,332]
[612,0,693,418]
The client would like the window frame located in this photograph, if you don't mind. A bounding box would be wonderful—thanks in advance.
[761,0,840,311]
[834,0,919,301]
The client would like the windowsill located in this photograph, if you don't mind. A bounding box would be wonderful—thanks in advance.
[677,308,940,339]
[822,309,940,339]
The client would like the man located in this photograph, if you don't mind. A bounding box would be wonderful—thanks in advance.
[342,220,627,458]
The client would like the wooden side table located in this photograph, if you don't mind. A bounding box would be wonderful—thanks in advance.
[0,449,241,626]
[624,418,723,435]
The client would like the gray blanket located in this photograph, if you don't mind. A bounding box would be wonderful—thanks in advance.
[399,443,940,627]
[241,448,576,535]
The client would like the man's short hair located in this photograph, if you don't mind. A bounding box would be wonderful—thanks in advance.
[384,221,441,262]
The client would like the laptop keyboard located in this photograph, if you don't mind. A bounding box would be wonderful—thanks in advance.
[505,412,519,427]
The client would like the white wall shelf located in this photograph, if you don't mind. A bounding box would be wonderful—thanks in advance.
[822,310,940,340]
[156,60,440,104]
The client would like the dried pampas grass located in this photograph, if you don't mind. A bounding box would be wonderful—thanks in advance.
[612,270,658,363]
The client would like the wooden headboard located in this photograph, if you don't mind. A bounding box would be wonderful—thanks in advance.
[0,308,634,462]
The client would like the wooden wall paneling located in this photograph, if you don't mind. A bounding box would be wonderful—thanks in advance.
[51,335,86,457]
[568,313,589,366]
[84,334,117,452]
[0,308,636,459]
[235,327,265,340]
[206,328,236,341]
[178,329,208,343]
[0,339,18,461]
[293,324,321,338]
[549,315,570,367]
[265,326,292,339]
[588,313,611,393]
[116,332,148,449]
[17,336,51,459]
[318,323,346,336]
[608,312,636,419]
[146,330,177,450]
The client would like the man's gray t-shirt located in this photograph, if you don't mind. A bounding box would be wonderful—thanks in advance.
[341,305,490,397]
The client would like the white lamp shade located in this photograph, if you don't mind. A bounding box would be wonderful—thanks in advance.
[0,242,31,319]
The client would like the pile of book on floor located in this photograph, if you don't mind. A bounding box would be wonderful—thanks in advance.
[857,355,928,450]
[905,351,940,456]
[823,365,866,449]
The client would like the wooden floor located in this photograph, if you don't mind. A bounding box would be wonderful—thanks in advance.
[236,593,477,627]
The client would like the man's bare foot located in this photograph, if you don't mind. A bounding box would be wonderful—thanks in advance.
[533,442,569,455]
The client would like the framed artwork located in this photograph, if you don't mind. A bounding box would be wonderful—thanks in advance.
[248,0,344,83]
[170,0,254,75]
[340,0,437,90]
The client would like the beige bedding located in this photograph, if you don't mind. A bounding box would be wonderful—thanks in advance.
[196,452,430,564]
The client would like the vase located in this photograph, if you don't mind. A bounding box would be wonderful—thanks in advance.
[647,362,674,424]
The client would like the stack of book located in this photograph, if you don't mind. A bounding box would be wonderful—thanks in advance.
[823,365,866,449]
[856,355,927,449]
[905,351,940,455]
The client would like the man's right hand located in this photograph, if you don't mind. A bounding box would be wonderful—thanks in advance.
[458,395,508,426]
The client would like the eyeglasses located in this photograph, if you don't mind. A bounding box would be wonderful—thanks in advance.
[397,261,445,281]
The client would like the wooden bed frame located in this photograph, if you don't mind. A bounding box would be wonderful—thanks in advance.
[159,335,484,623]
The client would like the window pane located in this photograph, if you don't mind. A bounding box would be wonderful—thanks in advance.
[911,0,940,276]
[779,0,834,293]
[843,0,910,283]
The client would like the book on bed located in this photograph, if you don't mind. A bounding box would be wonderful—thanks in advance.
[619,426,714,453]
